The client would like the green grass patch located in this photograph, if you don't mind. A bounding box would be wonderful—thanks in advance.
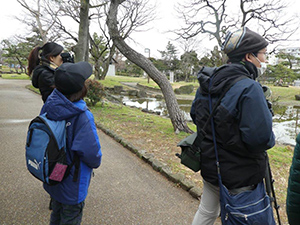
[99,75,153,88]
[267,145,293,223]
[270,85,300,105]
[268,145,293,169]
[91,101,196,139]
[1,73,30,80]
[99,75,199,95]
[26,85,40,94]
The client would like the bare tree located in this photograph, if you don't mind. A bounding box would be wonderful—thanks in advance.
[107,0,192,133]
[53,0,153,79]
[239,0,298,44]
[16,0,61,43]
[176,0,299,50]
[52,0,80,43]
[73,0,90,62]
[176,0,229,47]
[90,0,156,79]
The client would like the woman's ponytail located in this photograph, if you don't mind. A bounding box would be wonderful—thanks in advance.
[27,46,42,76]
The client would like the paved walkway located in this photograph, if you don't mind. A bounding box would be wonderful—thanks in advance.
[0,79,203,224]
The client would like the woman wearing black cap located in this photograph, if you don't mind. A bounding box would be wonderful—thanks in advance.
[190,27,275,224]
[28,42,64,102]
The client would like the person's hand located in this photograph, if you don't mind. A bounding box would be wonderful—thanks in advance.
[262,85,271,99]
[266,99,274,116]
[262,85,274,116]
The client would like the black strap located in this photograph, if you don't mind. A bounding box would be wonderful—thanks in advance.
[62,153,80,182]
[72,154,80,182]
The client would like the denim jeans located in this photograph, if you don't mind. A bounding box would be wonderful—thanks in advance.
[50,199,85,225]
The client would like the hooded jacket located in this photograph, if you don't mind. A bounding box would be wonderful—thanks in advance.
[40,89,102,205]
[32,63,56,103]
[190,62,275,189]
[286,133,300,225]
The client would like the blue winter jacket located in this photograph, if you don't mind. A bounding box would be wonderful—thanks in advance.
[190,62,275,189]
[40,89,102,205]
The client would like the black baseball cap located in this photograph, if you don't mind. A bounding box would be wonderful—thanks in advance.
[55,62,93,95]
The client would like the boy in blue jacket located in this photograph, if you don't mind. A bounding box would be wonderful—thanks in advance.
[41,62,102,224]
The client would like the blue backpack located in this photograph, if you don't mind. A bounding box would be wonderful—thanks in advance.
[25,113,78,185]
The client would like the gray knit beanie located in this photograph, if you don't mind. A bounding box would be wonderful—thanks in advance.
[221,27,268,59]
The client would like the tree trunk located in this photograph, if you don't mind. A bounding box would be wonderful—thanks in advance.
[106,0,192,133]
[94,59,101,79]
[74,0,90,62]
[100,44,116,80]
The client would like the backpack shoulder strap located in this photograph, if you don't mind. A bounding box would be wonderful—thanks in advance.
[203,75,247,130]
[194,75,248,146]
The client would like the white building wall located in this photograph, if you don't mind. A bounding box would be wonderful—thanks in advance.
[106,64,116,76]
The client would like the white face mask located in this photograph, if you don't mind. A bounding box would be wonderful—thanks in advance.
[258,62,267,77]
[252,53,267,77]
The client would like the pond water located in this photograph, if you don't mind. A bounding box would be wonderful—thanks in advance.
[118,95,300,146]
[121,95,192,120]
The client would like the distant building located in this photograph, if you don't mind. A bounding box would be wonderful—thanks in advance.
[280,47,300,58]
[277,47,300,70]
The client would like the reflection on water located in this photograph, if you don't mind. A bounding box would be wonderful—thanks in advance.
[118,95,300,146]
[122,96,167,115]
[273,106,300,146]
[121,96,193,121]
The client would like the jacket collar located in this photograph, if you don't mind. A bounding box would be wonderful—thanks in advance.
[198,63,252,95]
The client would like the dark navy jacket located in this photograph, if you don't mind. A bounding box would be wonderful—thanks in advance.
[190,62,275,189]
[40,89,102,204]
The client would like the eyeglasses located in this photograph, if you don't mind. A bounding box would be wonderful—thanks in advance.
[258,51,268,57]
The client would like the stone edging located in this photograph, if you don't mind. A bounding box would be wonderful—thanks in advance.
[96,123,202,200]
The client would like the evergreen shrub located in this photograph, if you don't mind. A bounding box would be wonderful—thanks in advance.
[85,79,105,106]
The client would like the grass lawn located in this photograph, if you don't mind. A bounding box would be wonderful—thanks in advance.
[99,75,199,96]
[1,73,30,80]
[99,75,159,89]
[271,85,300,106]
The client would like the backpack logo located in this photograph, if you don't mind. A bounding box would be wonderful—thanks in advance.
[28,159,41,170]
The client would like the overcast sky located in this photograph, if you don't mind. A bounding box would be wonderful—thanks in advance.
[0,0,184,58]
[1,0,300,58]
